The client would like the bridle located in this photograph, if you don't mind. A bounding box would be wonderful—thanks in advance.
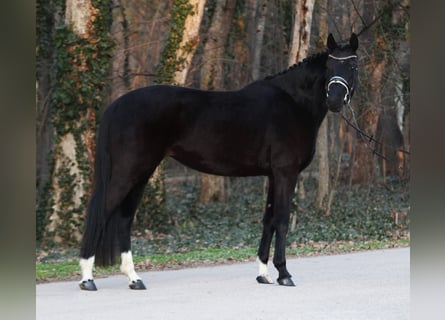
[326,54,358,105]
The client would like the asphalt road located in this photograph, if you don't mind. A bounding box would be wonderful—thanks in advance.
[36,248,409,320]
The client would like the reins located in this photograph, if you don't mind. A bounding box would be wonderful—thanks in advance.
[340,104,411,163]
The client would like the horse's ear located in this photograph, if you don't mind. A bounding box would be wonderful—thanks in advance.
[327,33,337,50]
[349,33,359,51]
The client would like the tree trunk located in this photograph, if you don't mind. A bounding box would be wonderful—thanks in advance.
[251,0,267,80]
[36,0,56,240]
[110,0,130,101]
[315,0,329,209]
[42,0,114,245]
[288,0,315,64]
[173,0,206,84]
[376,0,410,180]
[199,0,236,203]
[351,0,384,185]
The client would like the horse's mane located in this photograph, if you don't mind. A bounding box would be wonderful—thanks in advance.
[264,50,330,81]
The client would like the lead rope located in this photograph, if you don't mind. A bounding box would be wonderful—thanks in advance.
[340,104,411,163]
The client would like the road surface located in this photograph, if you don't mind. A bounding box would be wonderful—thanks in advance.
[36,248,409,320]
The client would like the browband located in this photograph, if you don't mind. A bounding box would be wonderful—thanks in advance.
[328,54,357,60]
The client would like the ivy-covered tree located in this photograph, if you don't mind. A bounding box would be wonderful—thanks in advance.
[37,0,114,245]
[37,0,56,241]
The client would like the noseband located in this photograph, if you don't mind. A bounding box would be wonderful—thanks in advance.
[327,76,351,104]
[326,54,357,105]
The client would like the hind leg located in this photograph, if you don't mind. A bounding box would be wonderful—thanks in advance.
[79,176,149,290]
[79,169,150,290]
[79,180,134,291]
[79,187,114,291]
[79,256,97,290]
[79,130,165,290]
[118,178,149,289]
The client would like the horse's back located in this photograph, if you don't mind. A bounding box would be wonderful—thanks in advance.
[105,83,288,124]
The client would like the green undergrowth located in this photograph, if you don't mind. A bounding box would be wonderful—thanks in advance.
[36,239,409,282]
[37,176,409,282]
[130,176,409,254]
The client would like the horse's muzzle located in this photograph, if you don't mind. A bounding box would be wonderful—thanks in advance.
[326,96,344,112]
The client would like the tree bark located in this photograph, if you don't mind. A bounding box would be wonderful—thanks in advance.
[315,0,329,209]
[351,0,384,185]
[288,0,315,64]
[376,0,410,180]
[36,0,56,240]
[251,0,267,80]
[173,0,206,85]
[199,0,236,203]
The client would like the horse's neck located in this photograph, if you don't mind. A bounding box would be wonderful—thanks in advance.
[267,56,329,126]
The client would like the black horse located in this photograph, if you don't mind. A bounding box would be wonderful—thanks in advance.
[79,33,359,290]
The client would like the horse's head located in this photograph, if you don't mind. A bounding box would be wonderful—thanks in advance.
[325,33,359,112]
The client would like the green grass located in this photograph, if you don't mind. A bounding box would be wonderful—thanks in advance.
[36,260,118,281]
[36,239,409,282]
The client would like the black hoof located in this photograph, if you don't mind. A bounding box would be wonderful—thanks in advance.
[256,275,274,284]
[79,279,97,291]
[277,277,295,286]
[129,279,146,290]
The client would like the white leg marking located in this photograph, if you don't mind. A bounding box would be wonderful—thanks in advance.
[79,256,95,283]
[120,251,141,283]
[257,256,274,284]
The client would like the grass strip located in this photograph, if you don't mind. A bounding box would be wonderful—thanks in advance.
[36,239,409,283]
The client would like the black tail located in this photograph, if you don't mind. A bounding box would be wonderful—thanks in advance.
[80,107,120,267]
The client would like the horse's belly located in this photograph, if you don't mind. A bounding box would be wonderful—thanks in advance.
[168,144,270,177]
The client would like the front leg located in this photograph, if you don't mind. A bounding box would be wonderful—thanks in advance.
[271,168,298,286]
[256,177,275,284]
[273,224,294,286]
